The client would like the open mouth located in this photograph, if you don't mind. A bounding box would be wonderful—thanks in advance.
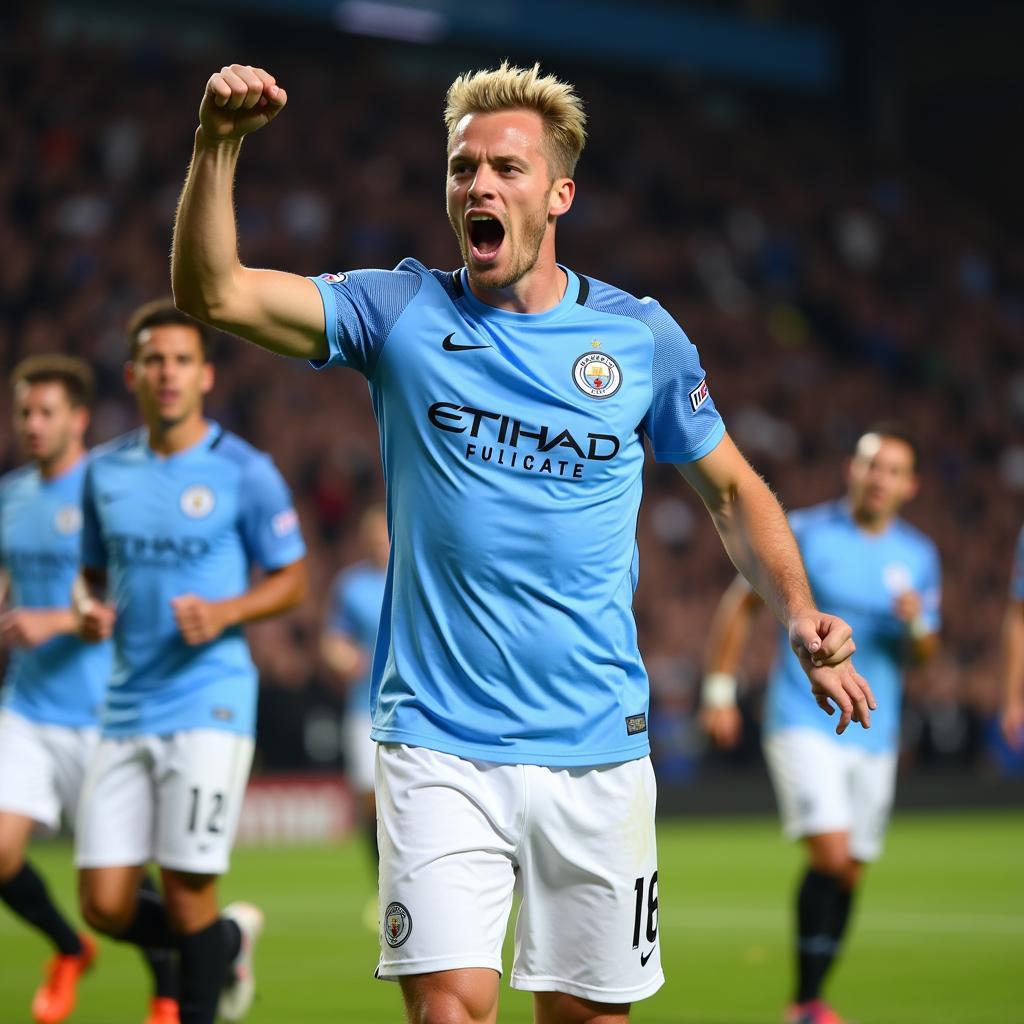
[467,214,505,261]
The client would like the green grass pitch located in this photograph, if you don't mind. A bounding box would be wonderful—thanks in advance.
[1,810,1020,1023]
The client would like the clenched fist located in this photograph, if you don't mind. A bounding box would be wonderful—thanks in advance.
[199,64,287,143]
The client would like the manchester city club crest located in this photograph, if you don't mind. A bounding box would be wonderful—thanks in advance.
[572,351,622,399]
[54,505,82,535]
[383,901,412,948]
[179,484,215,519]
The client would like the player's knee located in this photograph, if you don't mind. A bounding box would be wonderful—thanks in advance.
[406,988,496,1024]
[79,886,134,935]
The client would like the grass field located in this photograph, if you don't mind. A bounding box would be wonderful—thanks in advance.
[1,810,1020,1023]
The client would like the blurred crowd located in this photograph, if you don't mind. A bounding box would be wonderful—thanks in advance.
[2,14,1022,775]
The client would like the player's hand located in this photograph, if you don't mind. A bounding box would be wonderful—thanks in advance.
[789,610,857,668]
[76,600,116,643]
[1000,701,1024,751]
[171,594,234,645]
[892,590,923,624]
[0,608,62,648]
[805,660,875,734]
[198,65,287,144]
[700,705,743,749]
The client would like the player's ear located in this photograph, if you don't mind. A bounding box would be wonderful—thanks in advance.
[123,360,137,393]
[549,177,574,220]
[71,405,90,443]
[201,361,215,395]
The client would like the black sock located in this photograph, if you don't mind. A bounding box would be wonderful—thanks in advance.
[795,868,843,1003]
[117,879,177,950]
[178,919,230,1024]
[222,916,242,964]
[138,874,179,1000]
[832,882,855,949]
[0,862,82,956]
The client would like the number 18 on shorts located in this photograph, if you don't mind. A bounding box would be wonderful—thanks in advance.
[375,744,665,1004]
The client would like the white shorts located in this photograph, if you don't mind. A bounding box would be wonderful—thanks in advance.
[343,712,375,794]
[75,729,254,875]
[375,743,665,1004]
[0,709,98,835]
[763,728,897,862]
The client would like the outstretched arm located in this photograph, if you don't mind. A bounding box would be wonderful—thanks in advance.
[172,64,327,361]
[678,433,876,733]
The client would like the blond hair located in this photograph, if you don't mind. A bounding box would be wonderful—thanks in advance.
[444,61,587,179]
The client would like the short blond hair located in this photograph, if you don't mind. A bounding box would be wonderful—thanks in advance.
[444,61,587,179]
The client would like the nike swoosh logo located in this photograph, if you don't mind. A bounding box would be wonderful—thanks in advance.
[640,948,655,967]
[442,333,489,352]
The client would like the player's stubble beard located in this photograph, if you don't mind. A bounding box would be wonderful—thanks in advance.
[453,199,550,292]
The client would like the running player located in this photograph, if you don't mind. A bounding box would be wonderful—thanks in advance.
[702,425,941,1024]
[172,62,874,1024]
[0,355,180,1024]
[73,301,308,1024]
[321,505,389,927]
[999,524,1024,751]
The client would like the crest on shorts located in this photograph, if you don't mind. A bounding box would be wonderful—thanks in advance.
[383,902,412,948]
[572,352,622,399]
[54,505,82,535]
[180,485,215,519]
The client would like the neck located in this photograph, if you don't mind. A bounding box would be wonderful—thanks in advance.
[147,413,209,455]
[849,500,894,535]
[38,443,84,481]
[468,246,567,314]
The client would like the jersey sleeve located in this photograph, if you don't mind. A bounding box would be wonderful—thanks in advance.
[918,540,943,632]
[237,456,307,571]
[640,307,725,463]
[1011,526,1024,601]
[80,463,107,570]
[307,268,422,378]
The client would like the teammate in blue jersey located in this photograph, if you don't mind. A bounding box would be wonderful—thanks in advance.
[0,355,181,1024]
[321,505,389,924]
[999,524,1024,751]
[702,425,941,1024]
[173,61,875,1024]
[72,301,308,1024]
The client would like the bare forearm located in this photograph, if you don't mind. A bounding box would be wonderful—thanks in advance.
[705,577,759,676]
[172,132,244,321]
[218,561,308,628]
[712,473,813,627]
[1001,604,1024,707]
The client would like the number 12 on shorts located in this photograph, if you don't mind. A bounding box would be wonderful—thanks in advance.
[632,870,659,949]
[187,786,226,834]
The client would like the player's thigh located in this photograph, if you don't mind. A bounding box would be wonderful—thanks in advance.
[0,709,63,836]
[153,729,254,875]
[763,728,851,840]
[75,736,154,869]
[399,967,501,1024]
[376,743,519,980]
[79,863,147,932]
[847,748,897,862]
[511,756,663,1006]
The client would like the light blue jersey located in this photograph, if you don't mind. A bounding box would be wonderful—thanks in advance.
[764,500,941,753]
[1012,525,1024,601]
[310,259,725,766]
[327,561,387,716]
[81,424,305,737]
[0,458,109,726]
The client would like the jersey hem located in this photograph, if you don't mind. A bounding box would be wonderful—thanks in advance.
[653,417,726,464]
[307,275,338,370]
[370,728,650,767]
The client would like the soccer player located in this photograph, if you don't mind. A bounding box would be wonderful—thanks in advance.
[320,505,389,925]
[72,301,308,1024]
[999,524,1024,751]
[172,62,875,1024]
[702,426,941,1024]
[0,355,181,1024]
